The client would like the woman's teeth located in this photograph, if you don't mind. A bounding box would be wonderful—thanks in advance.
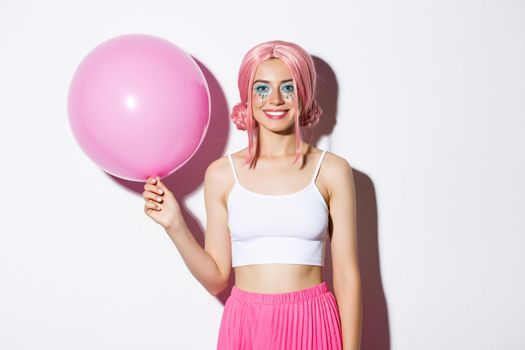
[264,110,289,119]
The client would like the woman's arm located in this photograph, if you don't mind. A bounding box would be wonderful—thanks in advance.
[327,154,362,350]
[162,157,233,296]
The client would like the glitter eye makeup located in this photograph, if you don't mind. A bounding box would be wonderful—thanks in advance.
[280,83,295,100]
[253,80,295,102]
[254,83,272,100]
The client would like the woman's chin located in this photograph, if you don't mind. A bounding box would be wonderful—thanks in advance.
[260,121,296,134]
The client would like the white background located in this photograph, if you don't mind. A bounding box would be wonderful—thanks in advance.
[1,0,524,349]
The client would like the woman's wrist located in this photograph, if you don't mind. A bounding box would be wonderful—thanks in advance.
[164,217,186,236]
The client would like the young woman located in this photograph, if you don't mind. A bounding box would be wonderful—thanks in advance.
[143,40,362,349]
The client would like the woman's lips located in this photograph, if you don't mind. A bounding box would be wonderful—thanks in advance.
[264,110,289,120]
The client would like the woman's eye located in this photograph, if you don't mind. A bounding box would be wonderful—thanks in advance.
[281,85,294,93]
[255,85,269,93]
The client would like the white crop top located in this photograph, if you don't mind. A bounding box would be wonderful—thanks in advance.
[226,150,329,267]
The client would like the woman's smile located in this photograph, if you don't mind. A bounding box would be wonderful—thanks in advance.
[264,109,289,120]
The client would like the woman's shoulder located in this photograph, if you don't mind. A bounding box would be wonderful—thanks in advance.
[229,147,249,160]
[206,153,236,181]
[320,150,354,194]
[322,149,352,173]
[322,149,351,169]
[204,153,239,204]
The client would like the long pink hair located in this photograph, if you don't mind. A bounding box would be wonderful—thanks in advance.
[230,40,322,167]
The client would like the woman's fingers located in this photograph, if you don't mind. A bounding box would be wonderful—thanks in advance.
[143,177,165,213]
[144,183,164,195]
[146,176,159,186]
[148,200,161,209]
[154,176,169,192]
[144,200,161,213]
[143,191,163,203]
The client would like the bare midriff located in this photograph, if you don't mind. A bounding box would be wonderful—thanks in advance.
[234,264,324,293]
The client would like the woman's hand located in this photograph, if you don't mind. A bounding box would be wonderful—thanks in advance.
[143,176,183,231]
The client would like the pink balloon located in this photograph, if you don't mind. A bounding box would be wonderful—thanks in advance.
[68,34,210,182]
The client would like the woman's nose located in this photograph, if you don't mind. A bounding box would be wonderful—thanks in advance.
[268,87,284,105]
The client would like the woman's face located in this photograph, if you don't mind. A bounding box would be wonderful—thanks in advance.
[251,58,300,132]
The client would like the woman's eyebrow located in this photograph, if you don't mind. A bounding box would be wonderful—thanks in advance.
[253,79,293,84]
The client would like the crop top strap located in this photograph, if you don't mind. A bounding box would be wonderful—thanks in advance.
[311,150,327,184]
[227,154,239,183]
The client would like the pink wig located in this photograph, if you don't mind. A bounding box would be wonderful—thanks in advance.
[231,40,322,167]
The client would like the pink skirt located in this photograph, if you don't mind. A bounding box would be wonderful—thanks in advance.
[216,281,342,349]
